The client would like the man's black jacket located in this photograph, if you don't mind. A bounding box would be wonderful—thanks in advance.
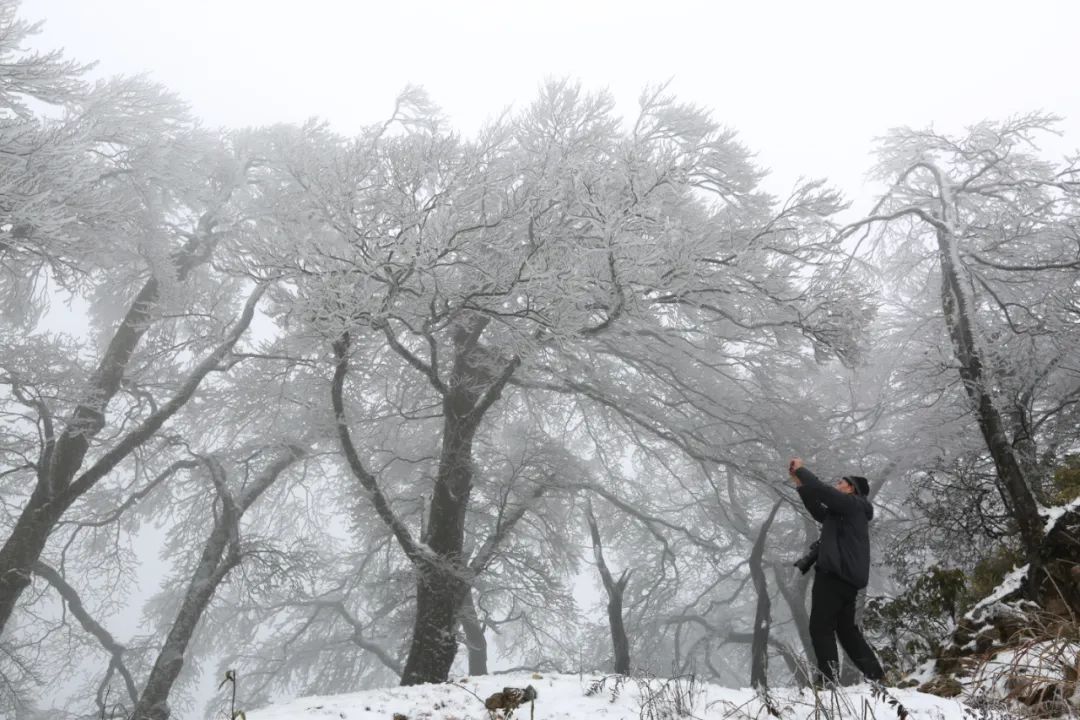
[795,467,873,589]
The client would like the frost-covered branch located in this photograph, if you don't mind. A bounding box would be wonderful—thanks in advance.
[32,561,139,706]
[331,332,426,566]
[65,283,269,503]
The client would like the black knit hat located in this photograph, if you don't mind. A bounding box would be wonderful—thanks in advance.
[843,475,870,496]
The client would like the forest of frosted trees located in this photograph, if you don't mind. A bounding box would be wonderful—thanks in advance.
[1,2,1079,718]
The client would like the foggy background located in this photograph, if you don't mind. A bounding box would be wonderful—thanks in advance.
[3,1,1079,718]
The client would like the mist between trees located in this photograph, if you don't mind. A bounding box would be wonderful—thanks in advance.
[1,2,1079,718]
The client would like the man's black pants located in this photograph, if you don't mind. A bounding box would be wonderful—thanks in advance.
[809,570,884,683]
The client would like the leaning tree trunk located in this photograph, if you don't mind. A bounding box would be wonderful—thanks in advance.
[131,447,302,720]
[932,195,1044,580]
[585,500,631,675]
[0,276,160,633]
[132,504,240,720]
[748,501,781,689]
[0,249,257,635]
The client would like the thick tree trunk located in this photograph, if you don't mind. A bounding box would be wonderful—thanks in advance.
[748,501,780,689]
[401,317,517,685]
[460,591,488,676]
[0,490,67,633]
[400,388,476,686]
[336,317,517,686]
[400,566,471,686]
[606,589,631,675]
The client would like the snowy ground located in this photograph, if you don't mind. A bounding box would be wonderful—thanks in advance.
[245,672,999,720]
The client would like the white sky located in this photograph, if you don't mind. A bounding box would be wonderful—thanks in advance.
[22,0,1080,212]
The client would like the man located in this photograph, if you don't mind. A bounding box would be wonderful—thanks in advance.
[789,457,885,684]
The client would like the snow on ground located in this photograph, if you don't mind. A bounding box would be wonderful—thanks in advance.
[246,672,993,720]
[964,563,1030,620]
[1041,495,1080,534]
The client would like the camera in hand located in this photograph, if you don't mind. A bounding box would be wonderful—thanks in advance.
[793,539,820,574]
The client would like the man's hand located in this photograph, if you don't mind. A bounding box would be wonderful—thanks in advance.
[789,457,804,486]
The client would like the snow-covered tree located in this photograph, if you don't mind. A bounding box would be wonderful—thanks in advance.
[213,78,863,689]
[846,114,1080,608]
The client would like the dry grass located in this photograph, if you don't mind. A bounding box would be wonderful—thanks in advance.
[963,609,1080,718]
